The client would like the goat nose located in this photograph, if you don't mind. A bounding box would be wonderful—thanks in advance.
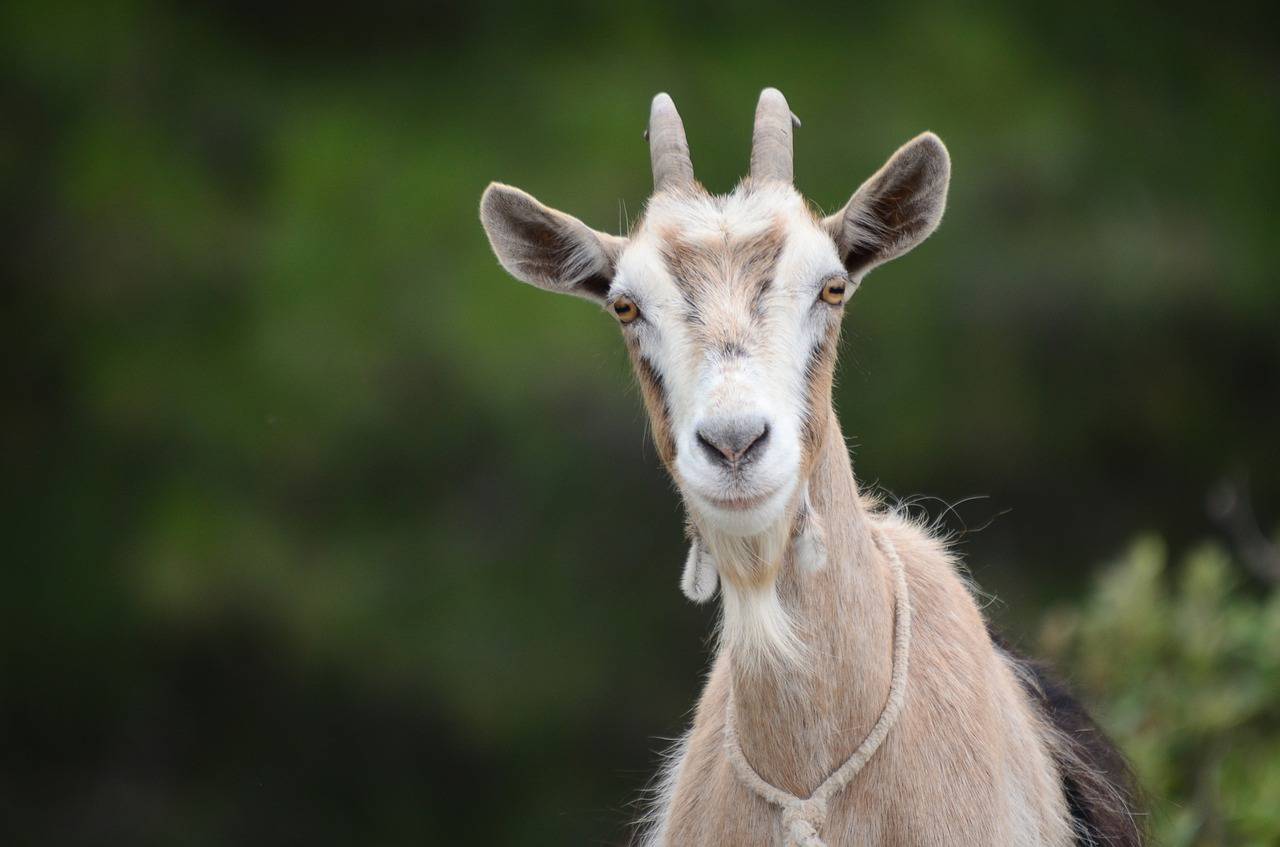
[695,416,771,466]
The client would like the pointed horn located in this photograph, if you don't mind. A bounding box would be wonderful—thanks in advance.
[750,87,797,184]
[648,93,694,191]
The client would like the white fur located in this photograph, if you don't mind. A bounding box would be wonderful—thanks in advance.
[793,499,828,574]
[718,578,809,678]
[681,538,719,603]
[612,185,844,544]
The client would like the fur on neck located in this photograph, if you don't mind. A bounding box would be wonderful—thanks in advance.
[694,488,827,678]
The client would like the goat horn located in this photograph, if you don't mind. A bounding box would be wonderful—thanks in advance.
[648,92,694,192]
[750,87,796,184]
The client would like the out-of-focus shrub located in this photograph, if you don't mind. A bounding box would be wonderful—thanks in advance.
[1041,537,1280,846]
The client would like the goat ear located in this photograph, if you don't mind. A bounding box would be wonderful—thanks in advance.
[822,132,950,278]
[480,183,626,303]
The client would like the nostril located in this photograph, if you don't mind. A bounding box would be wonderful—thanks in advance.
[741,423,770,460]
[695,417,771,466]
[696,428,728,464]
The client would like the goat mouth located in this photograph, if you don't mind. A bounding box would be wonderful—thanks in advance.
[706,491,773,511]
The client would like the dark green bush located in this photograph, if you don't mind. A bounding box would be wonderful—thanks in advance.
[1042,538,1280,846]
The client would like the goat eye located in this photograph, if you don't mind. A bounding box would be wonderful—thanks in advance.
[819,277,847,306]
[613,295,640,324]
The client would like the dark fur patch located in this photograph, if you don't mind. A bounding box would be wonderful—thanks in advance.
[633,353,677,466]
[718,341,748,359]
[989,625,1146,847]
[658,223,785,297]
[799,320,840,453]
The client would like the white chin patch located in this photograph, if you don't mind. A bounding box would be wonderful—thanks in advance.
[680,489,825,604]
[687,481,794,538]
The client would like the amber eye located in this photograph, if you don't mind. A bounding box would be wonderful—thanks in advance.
[613,295,640,324]
[820,276,848,306]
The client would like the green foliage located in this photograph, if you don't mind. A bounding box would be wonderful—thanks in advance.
[1042,539,1280,846]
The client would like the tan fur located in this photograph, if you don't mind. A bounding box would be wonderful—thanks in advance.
[798,315,840,459]
[657,222,788,357]
[478,91,1084,846]
[629,342,679,467]
[649,414,1074,845]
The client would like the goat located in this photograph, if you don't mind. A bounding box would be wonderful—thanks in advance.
[479,88,1143,847]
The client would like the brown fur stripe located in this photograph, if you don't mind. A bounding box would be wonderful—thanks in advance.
[633,352,677,466]
[657,223,786,298]
[799,319,840,456]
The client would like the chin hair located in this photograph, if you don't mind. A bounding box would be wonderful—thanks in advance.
[691,477,795,538]
[700,514,808,676]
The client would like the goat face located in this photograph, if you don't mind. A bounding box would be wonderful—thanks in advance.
[607,182,845,536]
[480,90,949,541]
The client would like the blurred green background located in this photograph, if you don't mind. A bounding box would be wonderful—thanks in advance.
[3,1,1278,844]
